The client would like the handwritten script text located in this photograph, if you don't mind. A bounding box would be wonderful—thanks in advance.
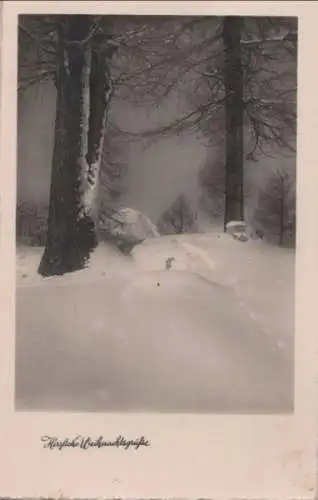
[41,435,150,451]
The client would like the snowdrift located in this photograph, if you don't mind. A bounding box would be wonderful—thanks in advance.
[16,230,295,412]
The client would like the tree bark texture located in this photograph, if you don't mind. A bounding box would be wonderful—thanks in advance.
[38,16,112,276]
[223,16,244,227]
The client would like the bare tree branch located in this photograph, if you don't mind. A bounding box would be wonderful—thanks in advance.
[240,31,297,46]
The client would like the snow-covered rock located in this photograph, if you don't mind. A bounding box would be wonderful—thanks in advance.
[226,220,251,242]
[100,208,159,253]
[225,220,247,235]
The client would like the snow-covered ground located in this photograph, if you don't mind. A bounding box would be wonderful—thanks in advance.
[16,230,295,413]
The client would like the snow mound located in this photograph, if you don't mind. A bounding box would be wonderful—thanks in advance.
[16,263,294,412]
[16,228,294,413]
[16,230,295,346]
[131,235,217,277]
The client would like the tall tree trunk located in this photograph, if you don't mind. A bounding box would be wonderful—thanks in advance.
[223,16,244,228]
[38,16,112,277]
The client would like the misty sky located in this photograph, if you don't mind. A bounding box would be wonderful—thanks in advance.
[18,81,207,221]
[17,78,295,225]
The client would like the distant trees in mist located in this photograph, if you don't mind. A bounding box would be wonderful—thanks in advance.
[254,168,296,247]
[18,13,297,275]
[157,194,198,235]
[16,201,48,247]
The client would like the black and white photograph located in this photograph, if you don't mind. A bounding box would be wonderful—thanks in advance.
[15,12,297,414]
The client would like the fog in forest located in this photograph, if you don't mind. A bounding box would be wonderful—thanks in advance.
[15,14,297,415]
[17,79,295,226]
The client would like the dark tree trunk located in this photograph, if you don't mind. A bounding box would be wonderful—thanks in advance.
[38,16,112,277]
[223,16,244,228]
